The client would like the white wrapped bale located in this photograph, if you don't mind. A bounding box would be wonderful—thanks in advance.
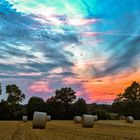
[126,116,134,123]
[22,116,28,122]
[119,115,125,120]
[74,116,81,124]
[32,111,47,129]
[46,115,51,121]
[92,115,98,121]
[81,114,94,128]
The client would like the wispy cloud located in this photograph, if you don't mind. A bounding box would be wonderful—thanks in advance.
[1,0,140,103]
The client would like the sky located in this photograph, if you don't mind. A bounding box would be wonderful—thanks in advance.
[0,0,140,104]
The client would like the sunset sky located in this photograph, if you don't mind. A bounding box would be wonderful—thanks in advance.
[0,0,140,104]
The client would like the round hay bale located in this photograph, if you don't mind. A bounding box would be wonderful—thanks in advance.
[81,114,94,128]
[22,116,28,122]
[92,115,98,121]
[74,116,81,124]
[46,115,51,121]
[126,116,134,123]
[32,111,47,129]
[119,115,125,120]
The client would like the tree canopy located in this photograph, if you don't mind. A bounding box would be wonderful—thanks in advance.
[1,82,140,120]
[114,81,140,104]
[55,87,76,104]
[6,84,25,105]
[27,96,46,119]
[73,98,87,116]
[113,81,140,119]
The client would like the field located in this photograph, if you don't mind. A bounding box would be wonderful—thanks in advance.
[0,120,140,140]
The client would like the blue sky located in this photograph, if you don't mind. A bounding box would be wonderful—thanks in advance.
[0,0,140,103]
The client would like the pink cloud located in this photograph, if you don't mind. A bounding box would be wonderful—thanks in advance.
[35,14,101,27]
[68,18,100,26]
[29,81,52,93]
[18,72,41,76]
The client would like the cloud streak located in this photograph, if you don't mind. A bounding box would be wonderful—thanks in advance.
[0,0,79,80]
[1,0,140,103]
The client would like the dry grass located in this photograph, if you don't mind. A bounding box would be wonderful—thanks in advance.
[0,120,140,140]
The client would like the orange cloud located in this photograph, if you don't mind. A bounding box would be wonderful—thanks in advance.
[82,70,140,102]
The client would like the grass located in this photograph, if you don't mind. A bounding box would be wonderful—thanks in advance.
[0,120,140,140]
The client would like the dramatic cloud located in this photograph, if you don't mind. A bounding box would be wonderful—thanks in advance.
[0,0,140,103]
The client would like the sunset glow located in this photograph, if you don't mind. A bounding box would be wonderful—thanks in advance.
[0,0,140,103]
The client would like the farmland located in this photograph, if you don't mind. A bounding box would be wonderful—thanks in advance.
[0,120,140,140]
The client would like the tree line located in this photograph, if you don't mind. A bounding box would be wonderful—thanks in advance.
[0,81,140,120]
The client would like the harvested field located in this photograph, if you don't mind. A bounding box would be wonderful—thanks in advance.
[0,120,140,140]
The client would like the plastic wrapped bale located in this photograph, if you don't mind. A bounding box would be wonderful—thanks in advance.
[81,115,94,128]
[46,115,51,121]
[74,116,81,124]
[32,111,47,129]
[92,115,98,121]
[119,115,125,120]
[22,116,28,122]
[126,116,134,123]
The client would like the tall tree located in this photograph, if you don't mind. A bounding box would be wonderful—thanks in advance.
[46,96,64,119]
[113,81,140,119]
[55,87,76,104]
[0,100,10,120]
[5,84,25,119]
[73,98,87,116]
[55,87,76,119]
[6,84,25,105]
[114,81,140,104]
[27,96,46,119]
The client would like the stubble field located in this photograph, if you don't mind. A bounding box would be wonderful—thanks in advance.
[0,120,140,140]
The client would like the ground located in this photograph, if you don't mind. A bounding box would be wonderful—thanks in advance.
[0,120,140,140]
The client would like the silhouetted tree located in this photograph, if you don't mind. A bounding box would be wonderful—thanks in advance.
[55,87,76,119]
[12,104,27,120]
[55,87,76,104]
[27,96,46,119]
[6,84,25,105]
[0,100,10,120]
[113,81,140,119]
[87,103,113,120]
[46,96,64,119]
[5,84,25,119]
[45,87,77,119]
[73,98,87,116]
